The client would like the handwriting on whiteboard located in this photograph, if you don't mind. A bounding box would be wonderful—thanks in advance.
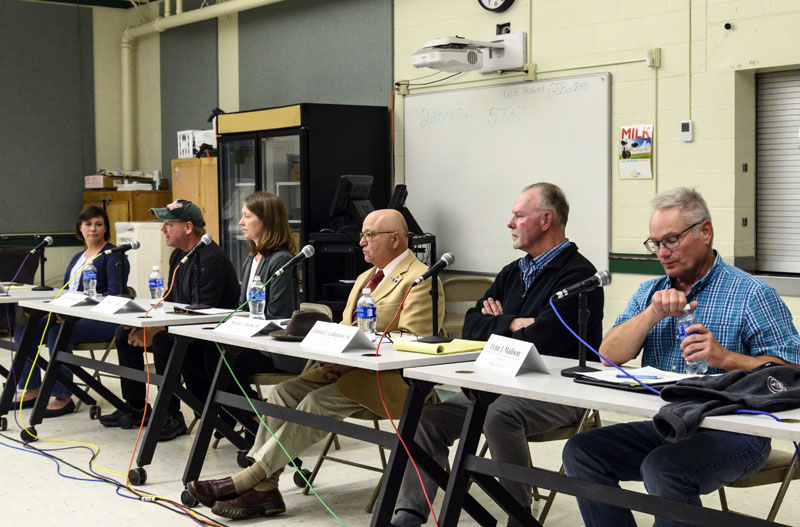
[418,103,472,128]
[548,80,591,98]
[487,105,526,126]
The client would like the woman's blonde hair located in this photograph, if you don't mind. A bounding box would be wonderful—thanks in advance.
[243,191,297,256]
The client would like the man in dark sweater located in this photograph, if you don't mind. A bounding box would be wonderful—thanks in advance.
[391,183,604,527]
[99,200,239,441]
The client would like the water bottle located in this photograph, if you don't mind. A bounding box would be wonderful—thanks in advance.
[248,276,266,319]
[356,288,377,339]
[677,304,708,374]
[82,264,97,298]
[148,265,165,312]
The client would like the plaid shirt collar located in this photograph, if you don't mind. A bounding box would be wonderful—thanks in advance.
[518,239,570,291]
[668,251,721,300]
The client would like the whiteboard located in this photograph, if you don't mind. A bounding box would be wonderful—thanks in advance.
[403,73,610,274]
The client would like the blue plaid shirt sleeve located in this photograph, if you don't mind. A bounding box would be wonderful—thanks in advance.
[743,285,800,364]
[613,278,662,327]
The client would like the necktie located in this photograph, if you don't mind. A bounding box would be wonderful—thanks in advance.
[366,270,385,292]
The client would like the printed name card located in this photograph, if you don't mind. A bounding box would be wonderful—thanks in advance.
[474,334,550,376]
[301,321,375,353]
[91,296,146,314]
[214,317,285,338]
[50,292,99,307]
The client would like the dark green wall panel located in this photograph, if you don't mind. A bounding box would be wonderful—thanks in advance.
[239,0,393,110]
[0,1,94,234]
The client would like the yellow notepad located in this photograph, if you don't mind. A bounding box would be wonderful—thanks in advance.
[393,339,486,355]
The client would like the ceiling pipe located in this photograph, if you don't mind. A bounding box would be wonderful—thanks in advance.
[119,0,289,169]
[164,0,171,17]
[176,0,183,14]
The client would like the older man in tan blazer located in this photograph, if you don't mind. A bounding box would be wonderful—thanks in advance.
[187,209,444,520]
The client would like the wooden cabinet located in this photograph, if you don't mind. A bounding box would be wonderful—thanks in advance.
[82,190,172,244]
[170,158,220,243]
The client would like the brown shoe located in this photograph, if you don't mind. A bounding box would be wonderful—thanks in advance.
[187,477,238,507]
[211,488,286,520]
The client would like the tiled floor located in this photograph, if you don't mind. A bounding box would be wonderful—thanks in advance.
[1,350,798,527]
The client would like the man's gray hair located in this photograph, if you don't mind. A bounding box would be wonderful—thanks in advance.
[523,182,569,227]
[650,187,711,226]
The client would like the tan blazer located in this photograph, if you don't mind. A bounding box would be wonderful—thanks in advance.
[300,250,445,418]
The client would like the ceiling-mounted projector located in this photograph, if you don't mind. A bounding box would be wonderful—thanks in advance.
[411,33,527,74]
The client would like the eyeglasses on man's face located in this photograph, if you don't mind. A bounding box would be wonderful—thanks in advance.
[643,221,704,253]
[360,231,394,241]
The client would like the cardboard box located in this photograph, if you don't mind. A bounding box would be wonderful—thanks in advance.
[84,174,168,190]
[290,162,301,181]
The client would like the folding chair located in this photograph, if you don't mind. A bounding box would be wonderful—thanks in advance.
[718,448,800,522]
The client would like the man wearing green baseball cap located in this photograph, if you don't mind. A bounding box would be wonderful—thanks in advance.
[99,199,239,441]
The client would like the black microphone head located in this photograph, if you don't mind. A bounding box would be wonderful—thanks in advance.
[44,236,54,246]
[300,244,315,258]
[441,252,455,266]
[130,240,141,250]
[200,234,212,246]
[596,270,611,286]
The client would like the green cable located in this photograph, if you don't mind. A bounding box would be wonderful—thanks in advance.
[211,273,349,526]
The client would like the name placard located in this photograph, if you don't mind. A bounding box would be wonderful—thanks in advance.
[214,317,285,338]
[91,296,146,314]
[301,321,375,353]
[474,334,550,376]
[50,292,99,307]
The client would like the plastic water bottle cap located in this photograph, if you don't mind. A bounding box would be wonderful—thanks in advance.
[153,265,160,271]
[683,303,691,311]
[362,288,371,295]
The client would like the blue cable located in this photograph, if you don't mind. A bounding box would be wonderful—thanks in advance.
[733,409,800,459]
[548,296,662,396]
[0,435,102,484]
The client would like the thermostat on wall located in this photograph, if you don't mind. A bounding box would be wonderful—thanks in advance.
[680,120,693,142]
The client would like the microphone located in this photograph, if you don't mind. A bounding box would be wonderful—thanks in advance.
[274,245,315,277]
[180,233,213,264]
[104,240,141,254]
[29,236,54,254]
[553,270,610,299]
[413,252,455,286]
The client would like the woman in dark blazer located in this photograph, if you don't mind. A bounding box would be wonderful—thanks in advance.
[236,191,306,374]
[14,205,128,417]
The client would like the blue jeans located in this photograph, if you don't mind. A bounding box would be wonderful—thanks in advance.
[15,317,118,397]
[562,420,771,527]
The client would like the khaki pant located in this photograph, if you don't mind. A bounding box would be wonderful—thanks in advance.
[248,376,376,487]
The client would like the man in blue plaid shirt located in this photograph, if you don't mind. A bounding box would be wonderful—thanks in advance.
[563,187,800,527]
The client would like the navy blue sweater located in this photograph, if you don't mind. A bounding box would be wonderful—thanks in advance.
[463,242,604,360]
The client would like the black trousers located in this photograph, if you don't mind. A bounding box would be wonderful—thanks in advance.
[114,326,220,416]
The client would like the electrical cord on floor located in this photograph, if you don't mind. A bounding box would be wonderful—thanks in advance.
[0,431,228,527]
[11,259,224,526]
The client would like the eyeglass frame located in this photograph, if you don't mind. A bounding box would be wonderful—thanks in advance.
[642,220,705,253]
[359,230,396,241]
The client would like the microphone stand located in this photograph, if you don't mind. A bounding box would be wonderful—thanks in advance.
[561,291,599,377]
[417,270,453,344]
[186,258,211,311]
[31,246,53,291]
[116,252,131,298]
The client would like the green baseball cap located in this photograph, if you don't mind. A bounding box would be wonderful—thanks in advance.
[150,199,206,227]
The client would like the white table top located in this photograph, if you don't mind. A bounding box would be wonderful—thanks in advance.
[17,297,231,328]
[0,285,57,304]
[168,322,482,371]
[404,357,800,442]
